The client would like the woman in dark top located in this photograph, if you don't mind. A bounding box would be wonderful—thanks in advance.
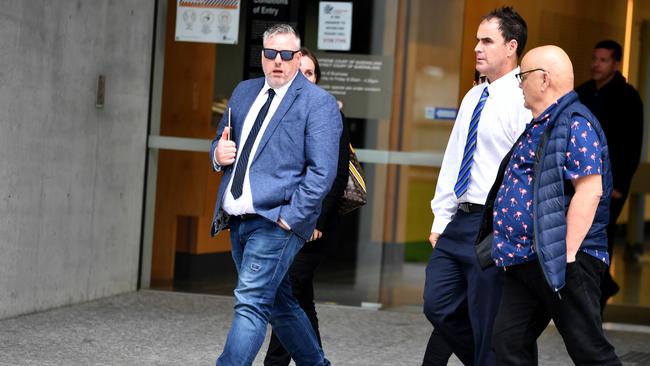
[264,47,350,366]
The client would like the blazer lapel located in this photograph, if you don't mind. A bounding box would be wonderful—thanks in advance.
[251,75,303,163]
[234,78,265,146]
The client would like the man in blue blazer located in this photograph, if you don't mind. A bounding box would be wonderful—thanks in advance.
[210,24,341,366]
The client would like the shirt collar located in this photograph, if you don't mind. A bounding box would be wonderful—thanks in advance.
[485,66,520,96]
[532,92,571,123]
[262,70,299,99]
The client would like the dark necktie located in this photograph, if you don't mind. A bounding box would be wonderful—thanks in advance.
[230,88,276,199]
[454,86,489,198]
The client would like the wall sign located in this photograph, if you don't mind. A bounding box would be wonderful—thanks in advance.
[318,2,352,51]
[425,107,458,121]
[175,0,241,44]
[317,53,393,120]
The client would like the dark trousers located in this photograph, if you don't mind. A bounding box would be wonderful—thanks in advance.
[422,329,453,366]
[264,243,326,366]
[602,196,626,308]
[423,210,503,366]
[492,252,621,365]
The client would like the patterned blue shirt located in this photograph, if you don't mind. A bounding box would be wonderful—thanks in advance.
[493,97,608,267]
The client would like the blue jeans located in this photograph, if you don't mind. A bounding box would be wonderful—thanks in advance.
[216,216,330,366]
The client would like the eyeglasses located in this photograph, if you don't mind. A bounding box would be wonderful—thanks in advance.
[515,68,546,83]
[262,48,300,61]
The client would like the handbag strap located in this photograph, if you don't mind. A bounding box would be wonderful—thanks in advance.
[347,143,366,192]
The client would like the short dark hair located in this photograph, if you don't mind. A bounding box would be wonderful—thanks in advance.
[299,47,321,84]
[483,6,528,58]
[594,40,623,62]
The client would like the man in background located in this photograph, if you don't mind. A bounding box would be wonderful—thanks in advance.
[576,40,644,308]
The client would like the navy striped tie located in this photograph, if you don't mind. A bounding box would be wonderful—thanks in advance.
[454,87,489,198]
[230,88,275,199]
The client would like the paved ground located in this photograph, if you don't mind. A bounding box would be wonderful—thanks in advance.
[0,290,649,365]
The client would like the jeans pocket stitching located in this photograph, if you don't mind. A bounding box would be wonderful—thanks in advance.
[263,233,297,298]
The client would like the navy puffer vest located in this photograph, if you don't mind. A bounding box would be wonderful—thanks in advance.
[533,91,612,292]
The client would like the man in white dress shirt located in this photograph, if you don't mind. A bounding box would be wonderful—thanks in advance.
[210,24,341,366]
[422,7,531,366]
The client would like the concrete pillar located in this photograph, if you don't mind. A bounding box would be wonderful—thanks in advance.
[0,1,155,318]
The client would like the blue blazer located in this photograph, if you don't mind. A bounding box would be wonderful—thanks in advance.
[210,72,343,240]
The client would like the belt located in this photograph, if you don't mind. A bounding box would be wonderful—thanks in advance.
[231,213,259,221]
[457,202,484,213]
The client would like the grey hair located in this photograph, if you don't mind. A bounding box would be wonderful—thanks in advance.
[262,24,301,49]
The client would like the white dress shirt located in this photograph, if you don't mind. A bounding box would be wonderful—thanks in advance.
[220,73,297,217]
[430,67,532,234]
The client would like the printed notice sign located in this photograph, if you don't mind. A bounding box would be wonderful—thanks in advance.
[317,53,393,120]
[318,2,352,51]
[175,0,240,44]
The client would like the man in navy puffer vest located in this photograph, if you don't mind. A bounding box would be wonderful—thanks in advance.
[489,45,621,365]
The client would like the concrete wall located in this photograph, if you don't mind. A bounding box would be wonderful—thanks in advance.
[0,1,154,318]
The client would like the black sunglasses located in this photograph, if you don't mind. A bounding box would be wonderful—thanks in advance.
[262,48,300,61]
[515,68,546,83]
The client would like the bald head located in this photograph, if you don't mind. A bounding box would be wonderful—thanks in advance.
[519,45,575,117]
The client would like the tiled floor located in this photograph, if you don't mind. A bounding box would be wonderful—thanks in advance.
[1,290,649,365]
